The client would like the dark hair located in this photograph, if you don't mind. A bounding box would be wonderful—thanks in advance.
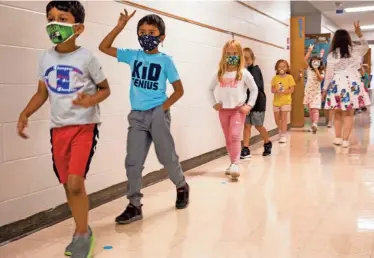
[330,29,352,58]
[137,14,165,36]
[275,59,290,75]
[46,1,85,23]
[309,56,324,72]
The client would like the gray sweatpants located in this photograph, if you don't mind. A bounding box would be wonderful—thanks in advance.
[125,105,186,206]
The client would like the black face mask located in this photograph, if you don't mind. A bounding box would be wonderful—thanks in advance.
[138,35,161,51]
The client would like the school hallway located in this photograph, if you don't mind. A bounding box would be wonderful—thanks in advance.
[1,109,374,258]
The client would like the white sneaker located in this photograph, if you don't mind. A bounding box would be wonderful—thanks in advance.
[327,122,332,128]
[225,164,234,175]
[229,164,240,179]
[279,135,287,143]
[342,140,350,148]
[333,138,343,145]
[311,123,318,134]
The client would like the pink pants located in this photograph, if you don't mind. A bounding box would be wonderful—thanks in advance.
[219,108,246,164]
[309,105,319,124]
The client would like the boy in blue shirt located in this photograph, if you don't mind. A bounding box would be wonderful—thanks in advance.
[99,10,190,224]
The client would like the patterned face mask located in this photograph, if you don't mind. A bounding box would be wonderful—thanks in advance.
[138,35,161,51]
[46,22,77,44]
[226,55,240,66]
[312,60,321,68]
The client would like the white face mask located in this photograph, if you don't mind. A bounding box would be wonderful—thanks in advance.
[279,69,285,75]
[312,60,321,68]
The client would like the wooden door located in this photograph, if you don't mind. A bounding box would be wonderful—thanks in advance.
[290,16,305,127]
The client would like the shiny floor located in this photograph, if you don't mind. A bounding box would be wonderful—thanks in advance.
[2,112,374,258]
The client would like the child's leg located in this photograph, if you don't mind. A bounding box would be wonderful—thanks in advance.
[273,110,281,134]
[310,108,320,124]
[126,111,152,207]
[280,111,289,134]
[151,106,186,188]
[67,124,99,234]
[255,125,270,143]
[228,110,246,164]
[342,110,355,141]
[219,109,232,158]
[243,123,252,148]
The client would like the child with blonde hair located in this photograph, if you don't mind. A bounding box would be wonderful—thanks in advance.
[271,59,296,143]
[209,40,258,179]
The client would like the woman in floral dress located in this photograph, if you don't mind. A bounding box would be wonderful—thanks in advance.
[322,21,371,148]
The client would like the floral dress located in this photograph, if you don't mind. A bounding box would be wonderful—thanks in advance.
[303,67,322,109]
[323,37,371,110]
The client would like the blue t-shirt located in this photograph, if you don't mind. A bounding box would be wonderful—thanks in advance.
[117,49,180,111]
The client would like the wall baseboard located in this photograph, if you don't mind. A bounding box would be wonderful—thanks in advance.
[0,127,281,245]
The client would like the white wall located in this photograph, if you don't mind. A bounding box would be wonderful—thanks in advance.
[321,14,339,35]
[0,0,290,226]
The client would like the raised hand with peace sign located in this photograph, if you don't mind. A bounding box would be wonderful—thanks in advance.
[354,21,363,38]
[117,9,136,29]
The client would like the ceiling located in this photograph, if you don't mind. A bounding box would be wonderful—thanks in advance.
[309,1,374,31]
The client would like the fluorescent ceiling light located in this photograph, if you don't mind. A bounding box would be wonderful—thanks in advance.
[361,25,374,30]
[345,6,374,13]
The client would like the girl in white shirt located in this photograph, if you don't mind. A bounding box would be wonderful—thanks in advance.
[322,21,371,148]
[209,40,258,179]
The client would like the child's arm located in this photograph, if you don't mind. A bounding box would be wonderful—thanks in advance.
[18,81,49,138]
[73,56,111,107]
[244,71,258,108]
[314,68,324,81]
[163,80,184,111]
[271,85,277,94]
[284,75,296,94]
[98,9,136,58]
[304,44,314,68]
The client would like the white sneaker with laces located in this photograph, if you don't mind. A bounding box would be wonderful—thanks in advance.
[342,140,350,148]
[229,164,240,179]
[333,138,343,145]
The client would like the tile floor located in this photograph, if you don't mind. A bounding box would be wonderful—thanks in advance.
[2,111,374,257]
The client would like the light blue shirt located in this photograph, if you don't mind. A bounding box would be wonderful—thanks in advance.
[117,49,180,111]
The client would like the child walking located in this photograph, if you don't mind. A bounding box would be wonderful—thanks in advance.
[303,44,325,133]
[271,60,296,143]
[99,10,190,224]
[17,1,111,257]
[240,47,272,159]
[209,40,258,179]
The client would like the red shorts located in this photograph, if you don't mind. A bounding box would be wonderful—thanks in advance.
[50,124,98,184]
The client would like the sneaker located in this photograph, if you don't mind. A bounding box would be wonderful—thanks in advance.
[229,164,240,180]
[263,141,272,156]
[311,123,318,134]
[333,138,343,146]
[65,227,92,257]
[176,183,190,209]
[279,135,287,143]
[240,147,251,159]
[342,140,350,148]
[225,164,234,175]
[70,230,94,258]
[327,122,332,128]
[115,204,143,224]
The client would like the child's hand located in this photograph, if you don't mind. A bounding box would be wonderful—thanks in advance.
[322,91,327,100]
[73,93,93,108]
[17,113,29,139]
[240,105,251,115]
[354,21,362,38]
[308,44,314,52]
[213,103,222,111]
[117,9,136,29]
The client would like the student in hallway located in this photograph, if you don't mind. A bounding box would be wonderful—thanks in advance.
[322,21,371,148]
[17,1,111,257]
[240,47,272,159]
[209,40,258,179]
[271,60,296,143]
[303,44,325,134]
[99,10,190,224]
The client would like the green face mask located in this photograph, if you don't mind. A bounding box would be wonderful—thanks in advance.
[46,22,77,44]
[227,55,240,66]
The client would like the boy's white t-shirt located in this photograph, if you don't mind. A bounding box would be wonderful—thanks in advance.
[209,69,258,109]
